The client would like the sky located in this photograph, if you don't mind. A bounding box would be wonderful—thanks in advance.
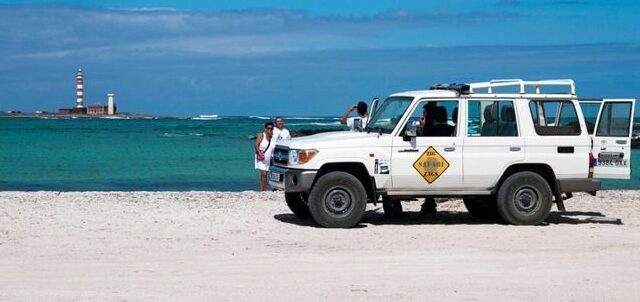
[0,0,639,116]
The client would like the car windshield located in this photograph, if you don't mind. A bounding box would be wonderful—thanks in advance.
[365,97,414,134]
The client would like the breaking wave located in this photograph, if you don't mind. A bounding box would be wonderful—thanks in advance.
[286,117,340,120]
[287,121,342,126]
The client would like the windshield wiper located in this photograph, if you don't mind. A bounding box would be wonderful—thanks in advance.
[365,125,373,133]
[366,126,385,135]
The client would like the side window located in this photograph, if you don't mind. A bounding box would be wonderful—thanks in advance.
[404,100,458,137]
[558,103,578,126]
[528,100,581,136]
[579,102,602,134]
[467,100,518,137]
[596,102,632,137]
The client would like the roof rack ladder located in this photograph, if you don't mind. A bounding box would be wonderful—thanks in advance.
[468,79,575,95]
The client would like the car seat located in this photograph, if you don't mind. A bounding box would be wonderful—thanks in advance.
[452,107,458,125]
[430,106,455,136]
[499,106,517,136]
[481,104,498,136]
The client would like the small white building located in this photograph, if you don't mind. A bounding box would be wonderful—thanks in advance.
[107,93,116,115]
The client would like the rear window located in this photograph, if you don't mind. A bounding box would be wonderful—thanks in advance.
[529,100,581,136]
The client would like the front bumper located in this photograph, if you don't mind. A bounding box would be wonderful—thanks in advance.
[268,165,317,192]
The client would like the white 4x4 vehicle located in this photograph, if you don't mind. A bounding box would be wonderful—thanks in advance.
[269,79,635,228]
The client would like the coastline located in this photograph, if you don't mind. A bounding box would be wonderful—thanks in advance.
[1,190,639,301]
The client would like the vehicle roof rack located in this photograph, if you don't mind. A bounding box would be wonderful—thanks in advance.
[429,83,470,94]
[467,79,575,95]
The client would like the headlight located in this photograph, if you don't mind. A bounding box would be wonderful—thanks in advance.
[288,149,318,165]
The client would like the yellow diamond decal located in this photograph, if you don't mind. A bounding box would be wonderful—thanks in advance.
[412,146,450,184]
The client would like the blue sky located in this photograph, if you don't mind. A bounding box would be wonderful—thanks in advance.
[0,1,639,116]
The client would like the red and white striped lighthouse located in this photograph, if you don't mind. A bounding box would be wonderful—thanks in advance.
[75,69,84,108]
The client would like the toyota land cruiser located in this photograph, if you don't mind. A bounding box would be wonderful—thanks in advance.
[269,79,636,228]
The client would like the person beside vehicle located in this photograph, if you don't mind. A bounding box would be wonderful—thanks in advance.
[273,117,291,142]
[254,122,275,191]
[341,101,368,131]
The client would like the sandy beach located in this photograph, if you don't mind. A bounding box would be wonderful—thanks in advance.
[1,190,639,301]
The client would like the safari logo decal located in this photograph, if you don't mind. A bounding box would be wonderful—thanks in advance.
[413,146,449,184]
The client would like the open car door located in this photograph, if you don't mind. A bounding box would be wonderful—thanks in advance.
[369,97,379,118]
[591,99,636,179]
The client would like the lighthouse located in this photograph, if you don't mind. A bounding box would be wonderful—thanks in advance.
[75,69,84,108]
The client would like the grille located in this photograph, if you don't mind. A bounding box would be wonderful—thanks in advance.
[272,146,289,165]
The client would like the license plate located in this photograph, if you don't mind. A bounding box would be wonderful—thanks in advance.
[596,159,628,167]
[270,172,283,182]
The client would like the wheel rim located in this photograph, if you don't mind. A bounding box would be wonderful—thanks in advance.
[323,187,352,216]
[513,186,540,214]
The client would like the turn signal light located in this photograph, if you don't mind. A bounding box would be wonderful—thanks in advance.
[298,150,316,163]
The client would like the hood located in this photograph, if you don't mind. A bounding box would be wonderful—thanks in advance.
[276,130,382,149]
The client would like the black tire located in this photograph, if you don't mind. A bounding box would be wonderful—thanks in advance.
[497,171,553,225]
[307,171,367,228]
[285,192,311,218]
[463,197,499,219]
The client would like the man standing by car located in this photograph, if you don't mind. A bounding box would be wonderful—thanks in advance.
[341,101,368,131]
[273,117,291,142]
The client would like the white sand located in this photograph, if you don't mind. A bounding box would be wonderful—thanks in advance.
[0,190,639,301]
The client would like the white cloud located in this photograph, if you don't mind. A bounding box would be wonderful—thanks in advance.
[0,5,520,59]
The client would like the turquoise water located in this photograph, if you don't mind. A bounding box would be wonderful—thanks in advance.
[0,117,342,191]
[0,117,638,191]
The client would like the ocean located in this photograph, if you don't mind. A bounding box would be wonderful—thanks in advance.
[0,117,638,191]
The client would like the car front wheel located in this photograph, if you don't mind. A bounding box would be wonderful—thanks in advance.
[307,171,367,228]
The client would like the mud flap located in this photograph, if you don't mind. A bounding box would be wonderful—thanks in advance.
[368,177,378,205]
[554,179,566,212]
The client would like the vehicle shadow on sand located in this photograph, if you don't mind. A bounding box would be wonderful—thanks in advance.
[274,209,622,228]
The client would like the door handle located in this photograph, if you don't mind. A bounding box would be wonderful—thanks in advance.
[510,146,521,152]
[616,140,627,144]
[557,146,574,153]
[444,147,455,152]
[399,149,419,153]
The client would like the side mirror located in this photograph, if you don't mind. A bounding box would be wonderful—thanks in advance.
[403,123,418,141]
[353,118,363,132]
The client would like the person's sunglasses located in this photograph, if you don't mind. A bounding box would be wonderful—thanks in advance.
[266,127,274,130]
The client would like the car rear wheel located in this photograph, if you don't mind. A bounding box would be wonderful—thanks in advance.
[497,171,553,225]
[308,171,367,228]
[284,192,311,218]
